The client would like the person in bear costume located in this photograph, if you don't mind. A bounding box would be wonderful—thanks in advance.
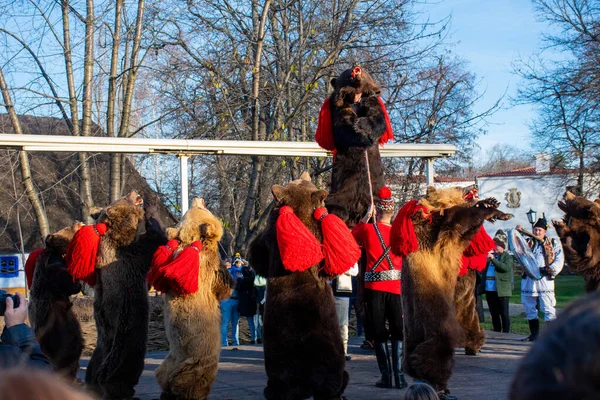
[25,222,84,380]
[553,191,600,292]
[390,186,513,400]
[148,197,234,400]
[249,171,360,400]
[454,225,496,356]
[315,65,394,226]
[66,191,167,399]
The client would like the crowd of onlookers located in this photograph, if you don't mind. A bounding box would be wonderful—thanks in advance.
[220,253,266,349]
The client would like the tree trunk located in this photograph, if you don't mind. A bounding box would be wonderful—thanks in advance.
[79,0,96,220]
[113,0,146,201]
[0,67,50,238]
[235,0,271,251]
[108,0,124,202]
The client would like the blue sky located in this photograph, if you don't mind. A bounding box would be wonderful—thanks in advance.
[422,0,550,157]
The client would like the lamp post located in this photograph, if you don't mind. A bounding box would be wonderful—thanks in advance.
[526,208,537,231]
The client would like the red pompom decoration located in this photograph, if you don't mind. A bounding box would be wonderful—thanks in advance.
[148,239,180,290]
[24,248,44,289]
[315,98,335,151]
[276,206,324,272]
[314,208,361,275]
[463,227,495,257]
[377,97,394,145]
[151,241,203,296]
[378,186,392,200]
[390,200,431,256]
[66,223,107,286]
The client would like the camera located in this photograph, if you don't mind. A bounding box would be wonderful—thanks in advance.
[0,290,20,317]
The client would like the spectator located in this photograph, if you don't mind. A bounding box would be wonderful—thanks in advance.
[400,382,440,400]
[253,274,267,344]
[517,216,564,341]
[237,261,258,344]
[484,237,514,333]
[333,263,359,361]
[0,292,51,369]
[220,260,243,349]
[0,369,93,399]
[474,270,485,323]
[510,290,600,400]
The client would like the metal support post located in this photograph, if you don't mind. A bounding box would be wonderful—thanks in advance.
[425,158,434,185]
[179,155,189,215]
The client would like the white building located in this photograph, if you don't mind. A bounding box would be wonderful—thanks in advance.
[476,154,593,238]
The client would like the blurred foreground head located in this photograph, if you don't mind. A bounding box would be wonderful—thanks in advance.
[0,369,93,400]
[510,290,600,400]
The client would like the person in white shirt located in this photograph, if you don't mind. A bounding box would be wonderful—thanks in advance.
[518,216,564,342]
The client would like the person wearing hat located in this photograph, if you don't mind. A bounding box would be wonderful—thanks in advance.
[352,186,406,390]
[517,215,564,341]
[484,236,514,333]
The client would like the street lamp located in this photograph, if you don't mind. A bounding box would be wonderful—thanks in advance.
[526,208,537,231]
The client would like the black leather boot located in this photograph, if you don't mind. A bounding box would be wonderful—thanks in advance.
[374,341,392,388]
[391,340,408,389]
[521,319,540,342]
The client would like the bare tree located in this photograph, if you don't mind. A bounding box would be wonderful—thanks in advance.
[0,67,50,237]
[514,0,600,194]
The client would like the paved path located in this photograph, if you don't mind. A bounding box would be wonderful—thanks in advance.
[80,331,530,400]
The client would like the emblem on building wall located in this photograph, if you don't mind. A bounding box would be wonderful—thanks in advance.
[505,188,521,208]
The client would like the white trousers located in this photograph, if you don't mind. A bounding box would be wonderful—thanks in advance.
[522,292,557,321]
[335,297,350,355]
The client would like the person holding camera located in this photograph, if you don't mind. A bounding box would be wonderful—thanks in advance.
[517,216,564,342]
[0,291,51,369]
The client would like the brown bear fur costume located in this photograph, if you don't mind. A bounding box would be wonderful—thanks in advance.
[553,191,600,292]
[84,191,167,399]
[154,198,234,400]
[317,66,392,226]
[249,172,349,400]
[28,222,84,380]
[454,269,486,355]
[391,186,513,395]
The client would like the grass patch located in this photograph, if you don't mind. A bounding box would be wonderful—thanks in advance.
[481,275,586,335]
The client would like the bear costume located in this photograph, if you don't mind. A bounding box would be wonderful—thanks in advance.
[66,191,167,399]
[553,191,600,292]
[390,186,513,399]
[315,66,394,226]
[249,171,359,400]
[149,197,234,400]
[454,227,495,356]
[26,222,84,380]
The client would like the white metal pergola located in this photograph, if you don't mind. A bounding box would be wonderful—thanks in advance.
[0,134,456,213]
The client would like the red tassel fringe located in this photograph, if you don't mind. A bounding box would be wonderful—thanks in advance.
[66,223,107,286]
[316,97,394,152]
[464,227,495,257]
[148,239,180,291]
[276,206,324,272]
[377,97,394,145]
[459,227,495,276]
[150,241,202,297]
[315,98,335,151]
[314,208,361,275]
[24,248,44,289]
[390,200,431,256]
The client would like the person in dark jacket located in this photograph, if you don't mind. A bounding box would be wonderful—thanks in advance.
[475,270,485,323]
[237,260,258,344]
[0,292,51,369]
[484,238,514,333]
